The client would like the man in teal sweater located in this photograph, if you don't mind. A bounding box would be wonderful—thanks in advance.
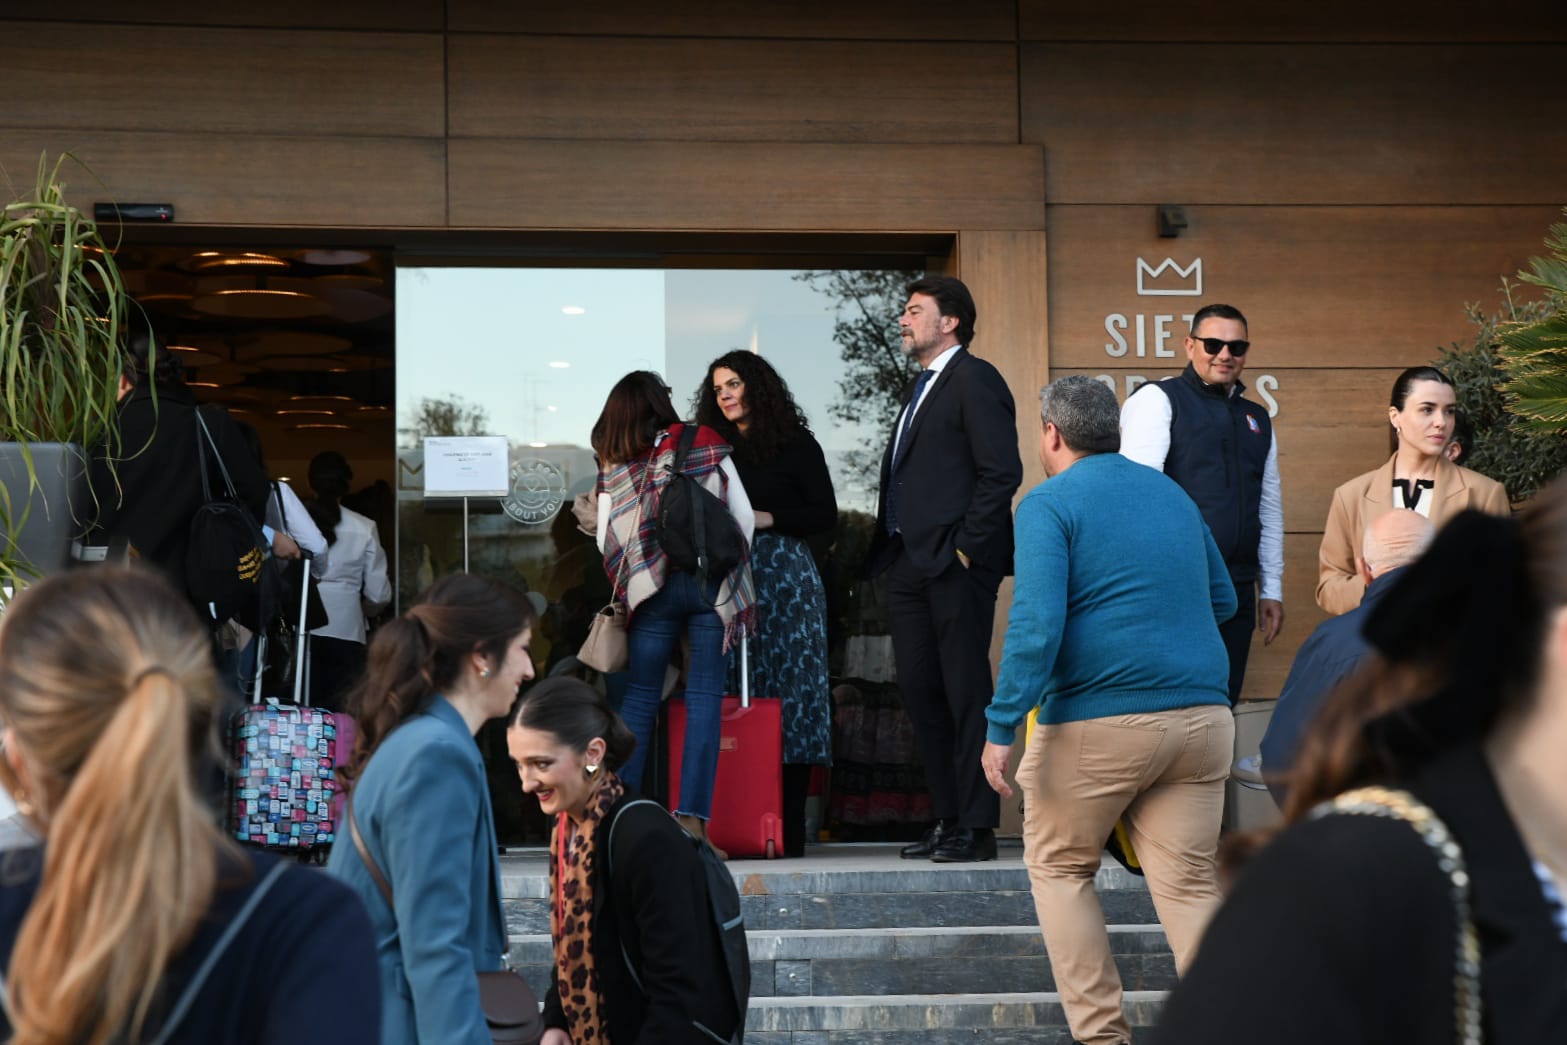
[981,375,1236,1045]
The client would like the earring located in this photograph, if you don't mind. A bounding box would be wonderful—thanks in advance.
[479,667,492,680]
[585,763,599,777]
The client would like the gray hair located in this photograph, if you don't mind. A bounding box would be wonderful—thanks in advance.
[1039,376,1121,455]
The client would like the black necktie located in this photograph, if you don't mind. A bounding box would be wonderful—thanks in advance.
[886,368,936,534]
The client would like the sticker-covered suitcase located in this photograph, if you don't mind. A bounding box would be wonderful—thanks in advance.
[228,551,346,853]
[667,639,785,859]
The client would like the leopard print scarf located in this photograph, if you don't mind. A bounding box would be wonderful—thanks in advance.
[549,771,625,1044]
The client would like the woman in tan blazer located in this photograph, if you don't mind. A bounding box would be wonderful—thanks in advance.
[1316,367,1510,614]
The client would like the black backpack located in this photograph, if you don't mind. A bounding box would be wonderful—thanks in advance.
[656,424,746,581]
[608,799,749,1044]
[185,408,276,629]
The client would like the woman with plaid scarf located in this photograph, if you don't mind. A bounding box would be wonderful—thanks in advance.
[590,371,755,857]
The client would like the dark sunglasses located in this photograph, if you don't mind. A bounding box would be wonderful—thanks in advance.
[1191,336,1250,357]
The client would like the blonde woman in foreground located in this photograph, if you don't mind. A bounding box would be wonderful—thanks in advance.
[0,567,379,1044]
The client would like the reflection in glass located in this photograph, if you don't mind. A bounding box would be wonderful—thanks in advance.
[394,264,921,843]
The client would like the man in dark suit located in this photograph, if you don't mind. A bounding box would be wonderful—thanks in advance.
[866,275,1022,862]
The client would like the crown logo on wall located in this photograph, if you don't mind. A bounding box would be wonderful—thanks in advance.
[1136,258,1202,296]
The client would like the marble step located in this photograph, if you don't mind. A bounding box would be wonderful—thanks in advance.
[512,924,1173,1000]
[500,845,1156,936]
[743,989,1168,1041]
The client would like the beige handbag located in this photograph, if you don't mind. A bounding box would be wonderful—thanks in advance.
[578,601,629,672]
[578,470,642,673]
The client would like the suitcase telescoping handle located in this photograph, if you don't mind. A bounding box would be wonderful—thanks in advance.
[739,634,748,709]
[293,549,314,707]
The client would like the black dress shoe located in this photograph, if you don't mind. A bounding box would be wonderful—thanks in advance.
[899,819,952,859]
[931,827,997,863]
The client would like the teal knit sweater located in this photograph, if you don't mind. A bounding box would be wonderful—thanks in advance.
[985,452,1236,744]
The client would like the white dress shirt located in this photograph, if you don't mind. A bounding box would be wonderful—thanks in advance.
[890,343,962,464]
[310,506,392,643]
[1119,382,1284,603]
[263,480,328,577]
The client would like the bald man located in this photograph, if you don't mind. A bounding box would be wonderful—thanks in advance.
[1260,509,1435,806]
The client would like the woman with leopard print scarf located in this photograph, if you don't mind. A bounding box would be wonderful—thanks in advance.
[510,678,743,1044]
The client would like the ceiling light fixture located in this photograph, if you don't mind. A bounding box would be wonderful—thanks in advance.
[191,289,326,319]
[185,251,289,272]
[561,306,586,315]
[548,361,570,369]
[529,441,548,448]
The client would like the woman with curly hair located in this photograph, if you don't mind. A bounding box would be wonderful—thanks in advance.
[695,351,837,856]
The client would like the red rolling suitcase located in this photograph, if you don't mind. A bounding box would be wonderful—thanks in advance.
[667,639,785,859]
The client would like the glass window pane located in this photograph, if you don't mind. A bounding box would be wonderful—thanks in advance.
[394,263,920,843]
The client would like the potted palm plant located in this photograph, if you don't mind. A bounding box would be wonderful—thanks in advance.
[0,153,136,597]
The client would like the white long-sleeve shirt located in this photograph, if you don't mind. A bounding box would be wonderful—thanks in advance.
[1120,383,1284,603]
[263,480,328,577]
[310,506,392,643]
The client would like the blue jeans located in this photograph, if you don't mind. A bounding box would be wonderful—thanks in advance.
[617,572,726,820]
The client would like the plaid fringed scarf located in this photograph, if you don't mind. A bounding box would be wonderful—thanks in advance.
[599,423,756,650]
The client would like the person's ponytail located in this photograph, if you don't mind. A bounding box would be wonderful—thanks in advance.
[342,573,537,787]
[343,614,438,786]
[0,568,227,1045]
[10,672,221,1045]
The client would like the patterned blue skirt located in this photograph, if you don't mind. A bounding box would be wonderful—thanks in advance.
[730,531,833,765]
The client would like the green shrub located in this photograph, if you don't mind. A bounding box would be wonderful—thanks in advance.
[1438,287,1567,503]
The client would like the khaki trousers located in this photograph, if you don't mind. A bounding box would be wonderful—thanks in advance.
[1016,705,1234,1045]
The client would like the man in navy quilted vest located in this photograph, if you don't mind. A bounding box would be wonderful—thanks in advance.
[1118,303,1283,704]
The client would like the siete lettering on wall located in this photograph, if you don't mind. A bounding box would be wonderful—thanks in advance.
[1092,373,1279,418]
[1097,256,1280,418]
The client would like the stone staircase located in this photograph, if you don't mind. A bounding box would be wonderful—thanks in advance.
[500,841,1172,1043]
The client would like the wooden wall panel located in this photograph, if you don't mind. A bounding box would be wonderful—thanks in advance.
[449,37,1018,144]
[447,0,1018,40]
[20,2,442,30]
[3,24,444,137]
[1046,204,1560,372]
[957,229,1052,491]
[448,142,1046,232]
[0,132,447,227]
[1022,44,1567,204]
[1020,1,1567,42]
[954,230,1051,696]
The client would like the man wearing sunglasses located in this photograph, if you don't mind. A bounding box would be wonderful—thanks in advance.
[1118,303,1284,705]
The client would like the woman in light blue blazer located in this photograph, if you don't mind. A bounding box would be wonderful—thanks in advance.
[328,573,537,1044]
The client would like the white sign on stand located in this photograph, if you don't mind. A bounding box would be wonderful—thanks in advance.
[423,436,510,498]
[423,436,511,571]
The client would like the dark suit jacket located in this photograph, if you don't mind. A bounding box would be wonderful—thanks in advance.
[88,382,269,599]
[542,794,741,1045]
[1260,569,1403,804]
[867,348,1022,580]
